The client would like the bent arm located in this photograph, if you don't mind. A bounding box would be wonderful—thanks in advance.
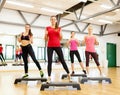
[95,36,99,45]
[59,30,63,40]
[17,34,22,43]
[82,36,86,46]
[44,30,48,41]
[76,39,80,46]
[30,35,33,44]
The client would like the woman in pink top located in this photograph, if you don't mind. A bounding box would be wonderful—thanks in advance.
[67,32,86,75]
[83,26,102,75]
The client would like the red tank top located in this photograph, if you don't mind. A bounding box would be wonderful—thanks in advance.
[0,46,3,53]
[46,26,61,47]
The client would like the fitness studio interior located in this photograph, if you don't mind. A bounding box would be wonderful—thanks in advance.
[0,0,120,95]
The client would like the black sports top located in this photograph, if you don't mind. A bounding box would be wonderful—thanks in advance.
[21,34,30,40]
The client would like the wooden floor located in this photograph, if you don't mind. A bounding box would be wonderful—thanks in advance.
[0,67,120,95]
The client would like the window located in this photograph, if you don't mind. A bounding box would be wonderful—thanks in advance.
[5,45,14,60]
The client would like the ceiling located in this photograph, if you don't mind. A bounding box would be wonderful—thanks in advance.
[2,0,120,25]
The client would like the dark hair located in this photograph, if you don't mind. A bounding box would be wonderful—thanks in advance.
[25,24,33,36]
[71,31,74,34]
[51,16,59,29]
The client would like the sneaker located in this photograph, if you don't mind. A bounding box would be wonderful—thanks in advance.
[71,71,75,75]
[46,77,51,84]
[68,74,72,82]
[22,74,28,79]
[100,73,106,77]
[83,70,87,74]
[40,70,44,78]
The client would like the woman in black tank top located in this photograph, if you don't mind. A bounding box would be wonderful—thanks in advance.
[18,24,44,78]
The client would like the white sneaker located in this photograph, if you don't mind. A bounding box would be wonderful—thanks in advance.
[46,77,51,83]
[100,73,106,77]
[68,74,72,82]
[86,74,91,77]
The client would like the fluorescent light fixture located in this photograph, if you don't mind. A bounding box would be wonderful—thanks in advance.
[40,7,63,14]
[114,9,119,12]
[100,4,112,9]
[77,14,87,19]
[89,18,94,20]
[98,19,113,24]
[78,0,87,3]
[6,1,34,8]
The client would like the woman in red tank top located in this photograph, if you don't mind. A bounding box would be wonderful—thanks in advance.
[44,16,70,83]
[0,44,6,64]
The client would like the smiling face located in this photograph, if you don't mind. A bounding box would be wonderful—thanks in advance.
[88,26,93,35]
[71,31,75,38]
[50,16,57,26]
[25,24,31,32]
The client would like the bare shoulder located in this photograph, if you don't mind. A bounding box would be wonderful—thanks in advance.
[84,35,88,39]
[93,35,97,39]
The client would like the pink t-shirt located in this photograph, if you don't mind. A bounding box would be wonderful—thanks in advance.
[85,36,96,52]
[70,39,78,51]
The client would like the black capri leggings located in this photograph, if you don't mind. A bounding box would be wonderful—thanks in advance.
[85,51,100,67]
[70,50,82,63]
[47,47,70,76]
[21,44,41,73]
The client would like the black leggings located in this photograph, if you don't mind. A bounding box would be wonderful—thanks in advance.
[85,51,100,67]
[70,50,82,63]
[21,44,41,73]
[0,53,5,62]
[47,47,70,76]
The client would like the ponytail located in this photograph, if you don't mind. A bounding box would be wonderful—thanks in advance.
[55,22,58,29]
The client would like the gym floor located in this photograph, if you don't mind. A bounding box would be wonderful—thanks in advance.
[0,63,120,95]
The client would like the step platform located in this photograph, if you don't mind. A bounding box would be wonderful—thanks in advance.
[40,82,81,91]
[61,74,87,79]
[0,64,7,66]
[14,77,47,84]
[80,77,112,84]
[12,64,24,66]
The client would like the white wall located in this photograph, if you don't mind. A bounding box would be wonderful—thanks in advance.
[0,8,120,67]
[100,34,120,66]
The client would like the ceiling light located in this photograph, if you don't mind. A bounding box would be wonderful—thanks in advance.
[77,14,87,19]
[6,1,34,8]
[40,7,63,14]
[89,18,94,20]
[78,0,87,2]
[98,19,113,24]
[114,9,120,12]
[100,4,112,9]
